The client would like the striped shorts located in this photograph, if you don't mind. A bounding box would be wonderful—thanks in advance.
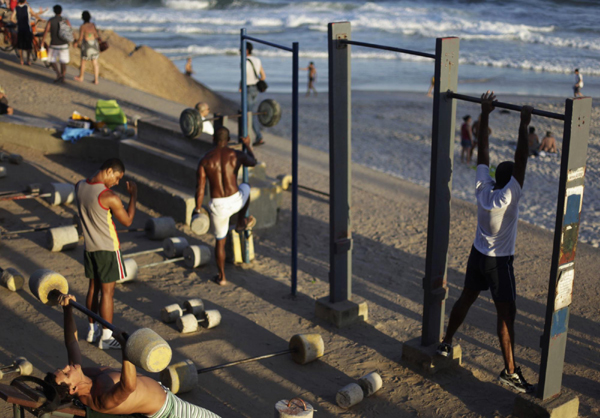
[148,391,221,418]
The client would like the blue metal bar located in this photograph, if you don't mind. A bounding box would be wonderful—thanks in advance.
[340,39,435,59]
[240,28,250,264]
[243,35,294,53]
[291,42,299,296]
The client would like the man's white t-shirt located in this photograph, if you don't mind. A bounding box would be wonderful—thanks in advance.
[473,164,522,257]
[246,56,262,86]
[575,73,583,88]
[201,117,214,135]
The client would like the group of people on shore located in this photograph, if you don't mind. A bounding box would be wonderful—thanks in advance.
[1,1,103,83]
[460,113,558,164]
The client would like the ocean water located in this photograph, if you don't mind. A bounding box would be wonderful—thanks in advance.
[34,0,599,97]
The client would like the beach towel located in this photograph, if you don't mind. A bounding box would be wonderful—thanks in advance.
[95,99,127,130]
[61,127,94,142]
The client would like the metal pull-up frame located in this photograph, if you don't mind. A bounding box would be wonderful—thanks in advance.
[240,29,300,295]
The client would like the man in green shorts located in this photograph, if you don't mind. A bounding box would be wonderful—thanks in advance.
[76,159,137,350]
[46,293,221,418]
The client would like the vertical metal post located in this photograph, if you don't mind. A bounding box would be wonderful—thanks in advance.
[328,22,352,303]
[240,29,250,263]
[537,97,592,400]
[291,42,299,296]
[421,37,460,346]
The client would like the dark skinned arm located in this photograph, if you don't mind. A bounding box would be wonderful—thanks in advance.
[57,294,83,366]
[238,135,257,167]
[512,106,532,188]
[42,20,51,46]
[195,160,206,211]
[101,181,137,227]
[477,91,496,167]
[96,331,136,410]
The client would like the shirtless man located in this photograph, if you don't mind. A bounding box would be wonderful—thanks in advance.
[301,62,317,96]
[539,131,557,153]
[195,127,257,286]
[45,293,221,418]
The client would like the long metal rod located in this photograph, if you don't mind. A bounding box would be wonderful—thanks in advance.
[243,35,293,53]
[197,349,291,374]
[340,39,436,59]
[447,91,565,121]
[49,290,116,331]
[0,193,51,202]
[291,42,299,296]
[123,247,162,258]
[139,257,184,269]
[117,227,146,234]
[241,29,251,264]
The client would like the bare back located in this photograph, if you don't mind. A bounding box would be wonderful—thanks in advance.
[81,367,166,415]
[200,147,245,199]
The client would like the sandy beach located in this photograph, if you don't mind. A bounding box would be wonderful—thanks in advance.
[1,34,600,418]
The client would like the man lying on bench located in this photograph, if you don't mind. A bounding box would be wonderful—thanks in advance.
[44,294,221,418]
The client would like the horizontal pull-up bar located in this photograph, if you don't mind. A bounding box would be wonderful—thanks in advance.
[243,35,293,53]
[339,39,436,60]
[447,91,565,121]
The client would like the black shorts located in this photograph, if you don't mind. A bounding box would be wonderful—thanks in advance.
[464,246,516,303]
[84,250,126,284]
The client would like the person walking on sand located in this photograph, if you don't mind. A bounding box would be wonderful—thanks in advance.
[470,113,492,163]
[539,131,557,154]
[11,0,42,66]
[242,42,266,146]
[528,126,539,157]
[185,56,194,76]
[42,4,71,83]
[75,158,137,350]
[45,293,221,418]
[436,91,535,394]
[195,127,257,286]
[460,115,472,164]
[74,11,101,84]
[300,61,317,96]
[573,68,583,98]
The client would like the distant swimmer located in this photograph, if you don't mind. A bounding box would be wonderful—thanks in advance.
[539,131,557,153]
[195,127,257,286]
[573,68,583,97]
[300,61,317,96]
[185,56,194,76]
[437,91,535,394]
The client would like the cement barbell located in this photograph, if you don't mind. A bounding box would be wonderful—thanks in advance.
[29,269,172,373]
[0,183,74,206]
[160,334,325,394]
[0,267,25,292]
[277,174,329,198]
[0,357,33,380]
[180,99,282,139]
[118,243,211,284]
[0,166,6,178]
[0,152,23,165]
[190,208,210,236]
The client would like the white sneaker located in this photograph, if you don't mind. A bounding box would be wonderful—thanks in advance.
[99,337,121,350]
[86,324,101,343]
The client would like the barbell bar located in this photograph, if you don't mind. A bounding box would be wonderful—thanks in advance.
[29,269,172,373]
[117,244,211,283]
[160,334,325,394]
[0,357,33,380]
[0,183,75,206]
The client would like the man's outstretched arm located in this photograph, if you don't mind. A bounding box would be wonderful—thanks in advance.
[238,136,257,167]
[195,161,206,211]
[57,294,83,366]
[96,331,136,410]
[477,91,496,167]
[512,106,532,188]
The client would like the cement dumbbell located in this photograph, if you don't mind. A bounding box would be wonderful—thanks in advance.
[336,371,383,409]
[113,217,177,240]
[176,310,221,334]
[123,237,189,259]
[0,152,23,165]
[29,269,172,373]
[0,357,33,379]
[160,298,204,323]
[0,267,25,291]
[160,334,325,394]
[46,225,80,252]
[277,174,329,197]
[118,243,211,284]
[190,208,210,236]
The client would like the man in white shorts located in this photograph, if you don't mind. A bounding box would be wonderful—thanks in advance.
[195,126,257,285]
[42,4,71,83]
